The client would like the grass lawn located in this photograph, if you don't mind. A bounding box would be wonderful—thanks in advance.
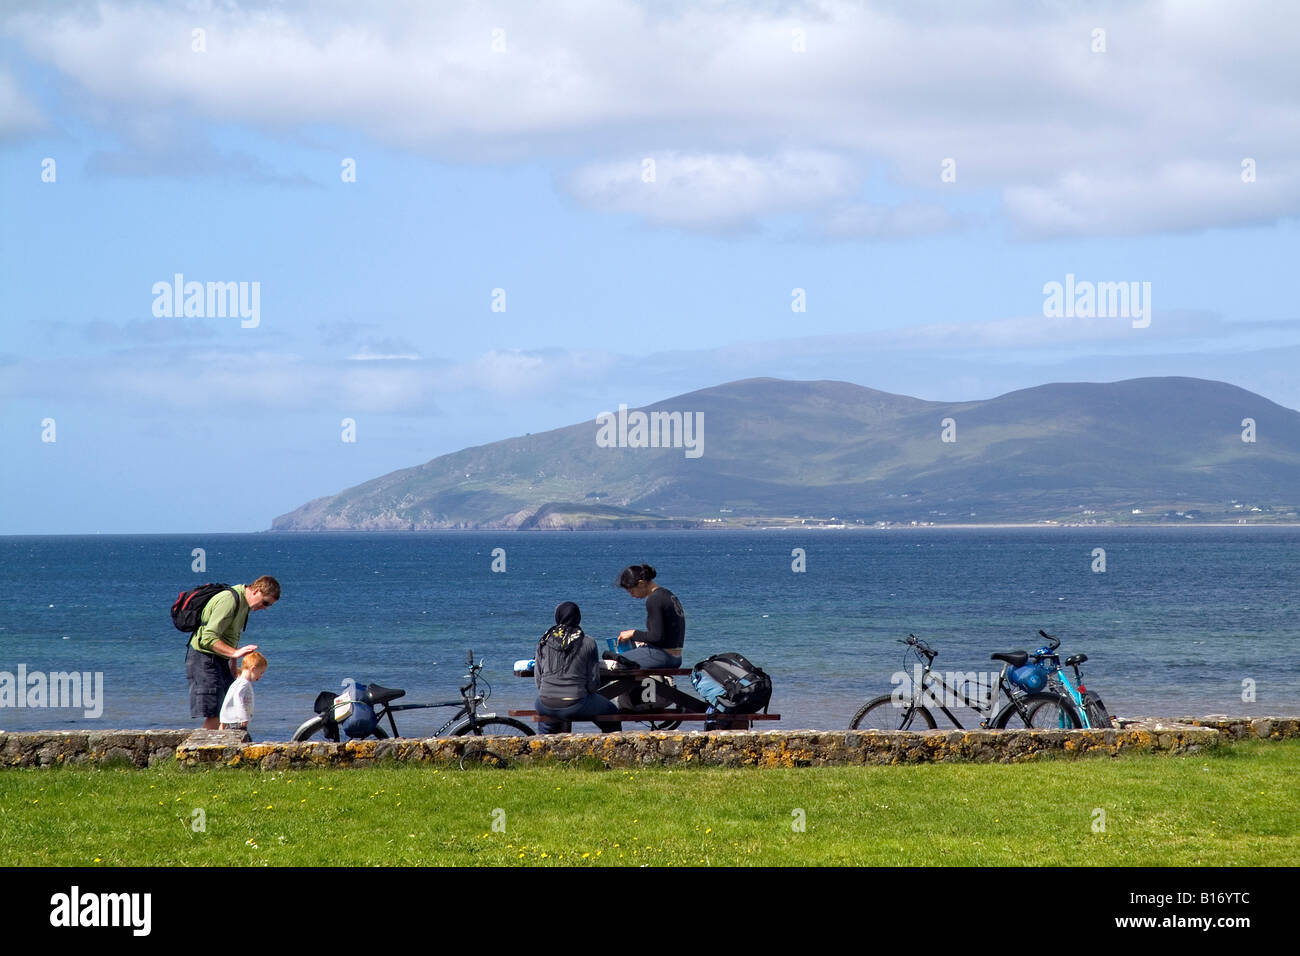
[1,740,1296,866]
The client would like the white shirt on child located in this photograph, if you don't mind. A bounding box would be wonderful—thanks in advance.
[220,676,255,727]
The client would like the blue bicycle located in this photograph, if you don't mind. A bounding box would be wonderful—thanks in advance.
[1022,630,1113,729]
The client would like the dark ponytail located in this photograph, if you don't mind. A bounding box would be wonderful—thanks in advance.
[616,564,657,590]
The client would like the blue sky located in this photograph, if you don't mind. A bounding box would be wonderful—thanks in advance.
[2,0,1298,533]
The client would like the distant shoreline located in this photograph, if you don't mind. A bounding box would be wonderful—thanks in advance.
[7,523,1300,537]
[264,521,1300,532]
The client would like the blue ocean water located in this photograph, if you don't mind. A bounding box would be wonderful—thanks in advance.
[1,529,1297,741]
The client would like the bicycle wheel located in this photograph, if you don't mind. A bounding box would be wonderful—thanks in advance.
[994,692,1082,729]
[1082,691,1114,729]
[291,715,328,741]
[450,716,535,737]
[644,718,682,731]
[289,716,388,741]
[849,694,937,731]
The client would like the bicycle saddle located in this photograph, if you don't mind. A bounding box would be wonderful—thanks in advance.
[1065,654,1087,666]
[364,683,406,705]
[990,651,1029,667]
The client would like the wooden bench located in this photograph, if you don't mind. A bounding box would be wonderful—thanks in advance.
[507,710,780,728]
[515,664,780,728]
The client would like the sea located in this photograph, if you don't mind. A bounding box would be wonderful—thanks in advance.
[1,528,1297,741]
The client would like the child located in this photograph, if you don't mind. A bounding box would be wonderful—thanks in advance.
[219,651,267,732]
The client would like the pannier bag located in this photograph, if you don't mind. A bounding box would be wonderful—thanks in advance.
[1008,663,1049,692]
[690,653,772,715]
[337,678,378,738]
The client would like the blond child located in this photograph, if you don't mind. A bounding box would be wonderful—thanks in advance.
[219,651,267,731]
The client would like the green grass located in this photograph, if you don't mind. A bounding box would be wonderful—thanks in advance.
[2,741,1296,865]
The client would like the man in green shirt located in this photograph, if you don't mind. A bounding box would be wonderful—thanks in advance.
[185,575,280,729]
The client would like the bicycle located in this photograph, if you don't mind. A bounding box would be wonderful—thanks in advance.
[290,649,535,741]
[1023,630,1114,729]
[849,634,1081,730]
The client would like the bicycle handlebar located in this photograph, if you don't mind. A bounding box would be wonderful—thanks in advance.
[902,634,937,659]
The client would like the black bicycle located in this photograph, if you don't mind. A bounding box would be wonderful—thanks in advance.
[849,634,1081,730]
[290,649,534,741]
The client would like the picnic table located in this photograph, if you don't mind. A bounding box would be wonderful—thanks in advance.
[509,663,779,730]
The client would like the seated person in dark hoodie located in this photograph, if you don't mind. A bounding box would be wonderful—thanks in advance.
[534,602,622,734]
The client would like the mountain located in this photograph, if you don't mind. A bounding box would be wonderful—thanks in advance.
[270,377,1300,529]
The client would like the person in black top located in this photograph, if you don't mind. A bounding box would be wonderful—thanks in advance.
[614,564,686,668]
[534,602,621,734]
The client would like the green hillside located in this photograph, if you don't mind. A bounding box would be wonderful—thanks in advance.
[271,377,1300,529]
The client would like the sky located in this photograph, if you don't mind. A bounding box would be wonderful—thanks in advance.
[1,0,1298,533]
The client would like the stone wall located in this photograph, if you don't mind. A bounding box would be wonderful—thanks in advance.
[1174,715,1300,739]
[0,730,191,768]
[2,717,1295,771]
[180,718,1240,769]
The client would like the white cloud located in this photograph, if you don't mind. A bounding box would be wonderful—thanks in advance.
[565,150,860,231]
[0,68,43,139]
[347,338,422,361]
[817,201,959,240]
[5,314,1299,425]
[4,0,1300,234]
[0,344,621,412]
[448,348,619,394]
[1004,162,1300,239]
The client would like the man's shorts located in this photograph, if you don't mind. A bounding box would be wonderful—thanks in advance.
[186,645,236,719]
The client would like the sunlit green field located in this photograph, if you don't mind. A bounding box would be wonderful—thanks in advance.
[2,740,1295,866]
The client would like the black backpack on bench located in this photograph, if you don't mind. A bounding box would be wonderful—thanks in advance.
[691,652,772,718]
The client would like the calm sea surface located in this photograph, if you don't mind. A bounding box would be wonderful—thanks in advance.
[1,529,1297,740]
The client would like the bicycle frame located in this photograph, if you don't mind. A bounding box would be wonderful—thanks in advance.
[1045,665,1093,729]
[351,655,497,737]
[908,653,1032,729]
[374,694,481,737]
